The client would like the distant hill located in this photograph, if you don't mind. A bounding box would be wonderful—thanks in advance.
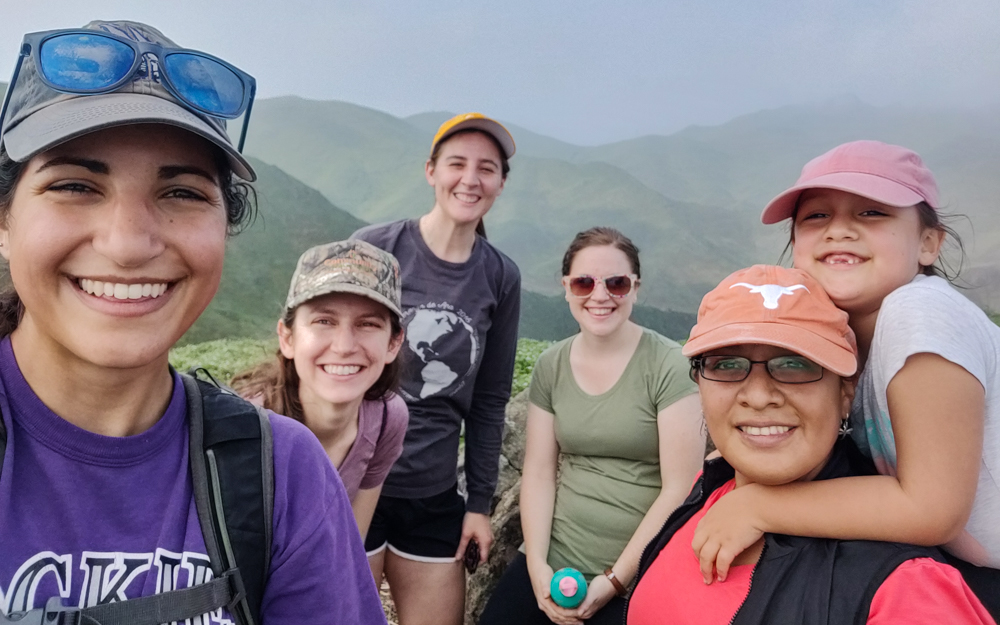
[181,157,368,344]
[243,96,1000,310]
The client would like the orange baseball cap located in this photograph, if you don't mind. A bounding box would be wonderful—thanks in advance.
[683,265,858,377]
[431,112,516,159]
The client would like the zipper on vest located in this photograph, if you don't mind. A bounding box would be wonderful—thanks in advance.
[728,541,768,625]
[622,478,706,625]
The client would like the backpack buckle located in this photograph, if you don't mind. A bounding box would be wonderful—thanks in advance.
[223,568,247,611]
[1,597,80,624]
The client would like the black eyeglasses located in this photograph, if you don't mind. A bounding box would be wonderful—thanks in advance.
[691,355,825,384]
[562,274,638,298]
[1,29,256,150]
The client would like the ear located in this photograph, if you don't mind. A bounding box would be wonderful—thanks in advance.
[386,328,405,364]
[918,227,946,267]
[425,159,436,187]
[277,319,295,360]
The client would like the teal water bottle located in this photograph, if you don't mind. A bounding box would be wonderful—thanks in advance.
[550,567,587,608]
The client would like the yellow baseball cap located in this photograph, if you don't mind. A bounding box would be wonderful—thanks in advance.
[431,112,516,159]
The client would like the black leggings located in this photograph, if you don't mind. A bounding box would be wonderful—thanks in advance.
[943,552,1000,620]
[478,554,626,625]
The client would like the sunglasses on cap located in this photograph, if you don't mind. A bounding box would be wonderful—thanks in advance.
[562,274,638,299]
[0,29,256,151]
[690,355,825,384]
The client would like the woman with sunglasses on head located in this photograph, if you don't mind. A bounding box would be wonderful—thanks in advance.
[627,265,992,624]
[0,20,384,624]
[479,227,703,625]
[231,239,408,542]
[351,113,521,625]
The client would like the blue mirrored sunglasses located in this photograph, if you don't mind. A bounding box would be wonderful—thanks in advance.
[1,29,256,151]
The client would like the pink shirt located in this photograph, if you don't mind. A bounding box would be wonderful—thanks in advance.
[337,394,408,501]
[628,480,994,625]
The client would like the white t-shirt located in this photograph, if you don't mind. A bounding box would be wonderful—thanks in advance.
[852,275,1000,567]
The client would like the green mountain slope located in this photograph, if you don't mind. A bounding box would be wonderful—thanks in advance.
[181,157,367,344]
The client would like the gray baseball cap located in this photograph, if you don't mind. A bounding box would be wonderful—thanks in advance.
[285,240,402,318]
[0,20,255,181]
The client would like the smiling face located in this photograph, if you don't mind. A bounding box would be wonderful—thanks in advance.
[0,124,228,370]
[564,244,638,338]
[278,292,403,413]
[699,344,854,487]
[791,188,944,318]
[425,131,505,227]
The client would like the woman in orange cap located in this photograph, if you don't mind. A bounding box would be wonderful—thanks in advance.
[626,265,992,625]
[353,113,521,625]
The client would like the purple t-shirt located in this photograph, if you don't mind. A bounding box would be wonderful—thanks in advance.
[338,394,408,501]
[0,338,386,624]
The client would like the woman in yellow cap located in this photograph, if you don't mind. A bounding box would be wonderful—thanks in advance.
[353,113,521,624]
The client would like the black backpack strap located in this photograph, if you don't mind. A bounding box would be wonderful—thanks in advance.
[183,373,273,625]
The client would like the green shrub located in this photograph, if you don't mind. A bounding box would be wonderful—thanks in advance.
[170,337,276,383]
[171,337,553,395]
[513,338,553,396]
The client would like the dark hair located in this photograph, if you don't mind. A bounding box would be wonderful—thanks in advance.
[230,304,404,422]
[561,226,641,278]
[428,128,511,240]
[0,143,258,337]
[782,199,966,282]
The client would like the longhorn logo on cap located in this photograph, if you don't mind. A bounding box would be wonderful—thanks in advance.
[730,283,809,309]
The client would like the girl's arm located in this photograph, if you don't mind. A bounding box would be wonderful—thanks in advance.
[351,486,382,540]
[576,393,705,619]
[520,401,585,625]
[693,353,984,583]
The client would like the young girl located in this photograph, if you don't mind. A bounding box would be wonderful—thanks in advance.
[692,140,1000,615]
[353,113,521,625]
[0,20,384,624]
[231,239,408,540]
[479,227,703,625]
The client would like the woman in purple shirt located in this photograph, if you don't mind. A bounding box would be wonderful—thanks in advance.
[233,239,409,540]
[0,19,385,625]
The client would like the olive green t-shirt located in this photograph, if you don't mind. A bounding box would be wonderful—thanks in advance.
[528,328,696,578]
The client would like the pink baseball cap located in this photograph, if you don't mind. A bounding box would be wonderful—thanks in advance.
[683,265,858,377]
[760,140,940,225]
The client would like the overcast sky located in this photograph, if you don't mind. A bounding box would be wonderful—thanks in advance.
[3,0,999,144]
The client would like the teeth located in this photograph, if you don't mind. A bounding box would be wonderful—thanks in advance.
[323,365,362,376]
[824,255,861,265]
[455,193,480,203]
[589,308,613,316]
[742,425,791,436]
[78,279,170,300]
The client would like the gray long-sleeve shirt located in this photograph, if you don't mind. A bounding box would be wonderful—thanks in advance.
[353,219,521,513]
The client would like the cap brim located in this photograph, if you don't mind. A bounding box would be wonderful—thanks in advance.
[4,93,256,181]
[436,118,515,158]
[286,283,402,319]
[760,172,926,225]
[682,321,857,377]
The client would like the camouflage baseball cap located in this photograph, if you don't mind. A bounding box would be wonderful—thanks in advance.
[285,240,402,318]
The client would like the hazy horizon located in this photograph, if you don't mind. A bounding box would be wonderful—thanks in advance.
[3,0,999,145]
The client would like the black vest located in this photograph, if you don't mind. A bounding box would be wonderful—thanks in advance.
[631,439,945,625]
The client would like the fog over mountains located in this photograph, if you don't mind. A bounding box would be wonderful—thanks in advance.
[242,94,1000,312]
[2,79,997,342]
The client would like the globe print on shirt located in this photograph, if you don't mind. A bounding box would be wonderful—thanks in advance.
[402,303,481,400]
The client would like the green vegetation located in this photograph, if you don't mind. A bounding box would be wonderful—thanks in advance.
[171,336,552,396]
[170,337,276,382]
[513,339,552,395]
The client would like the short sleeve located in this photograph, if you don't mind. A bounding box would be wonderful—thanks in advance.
[358,395,409,491]
[873,278,993,390]
[528,343,561,413]
[262,414,387,624]
[651,334,698,412]
[867,558,993,624]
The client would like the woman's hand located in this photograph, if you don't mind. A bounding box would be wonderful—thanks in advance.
[574,574,616,620]
[455,511,493,564]
[527,559,583,625]
[691,484,765,584]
